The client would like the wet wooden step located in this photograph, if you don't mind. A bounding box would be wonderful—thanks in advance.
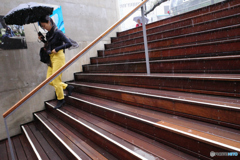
[111,13,240,45]
[33,111,117,160]
[113,4,240,44]
[0,134,37,160]
[144,0,239,31]
[67,81,240,129]
[84,54,240,74]
[116,0,239,37]
[46,101,198,160]
[22,123,70,160]
[64,93,240,143]
[94,26,240,64]
[42,103,150,160]
[74,73,240,98]
[62,93,240,159]
[105,24,240,51]
[100,35,240,58]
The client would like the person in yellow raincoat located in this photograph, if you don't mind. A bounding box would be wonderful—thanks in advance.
[38,15,74,109]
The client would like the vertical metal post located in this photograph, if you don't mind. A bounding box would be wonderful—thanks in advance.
[4,118,15,160]
[141,6,150,75]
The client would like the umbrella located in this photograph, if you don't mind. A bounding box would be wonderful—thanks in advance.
[3,2,53,26]
[133,16,149,24]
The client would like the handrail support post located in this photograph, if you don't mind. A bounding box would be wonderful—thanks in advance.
[141,5,151,75]
[4,118,15,160]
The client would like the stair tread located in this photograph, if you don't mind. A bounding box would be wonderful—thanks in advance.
[0,135,37,160]
[46,101,163,160]
[32,122,70,160]
[26,123,63,160]
[35,111,108,160]
[65,92,240,151]
[69,81,240,109]
[12,136,28,160]
[46,100,198,160]
[39,110,117,160]
[22,125,50,160]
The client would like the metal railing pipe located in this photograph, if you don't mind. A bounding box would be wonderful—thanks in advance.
[141,5,151,75]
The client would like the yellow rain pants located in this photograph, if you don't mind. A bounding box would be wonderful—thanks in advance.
[46,49,68,100]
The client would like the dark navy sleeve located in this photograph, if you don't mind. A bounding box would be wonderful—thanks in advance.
[54,30,72,52]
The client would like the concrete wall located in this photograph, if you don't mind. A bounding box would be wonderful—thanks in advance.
[0,0,119,140]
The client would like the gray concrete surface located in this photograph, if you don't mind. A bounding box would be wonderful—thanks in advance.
[0,0,120,140]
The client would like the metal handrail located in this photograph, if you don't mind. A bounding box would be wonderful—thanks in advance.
[3,0,150,160]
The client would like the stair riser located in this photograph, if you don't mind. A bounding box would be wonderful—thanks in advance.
[85,56,240,74]
[65,96,233,159]
[111,14,240,45]
[33,118,77,160]
[105,25,240,50]
[117,0,239,37]
[72,85,240,129]
[45,105,143,160]
[74,74,240,98]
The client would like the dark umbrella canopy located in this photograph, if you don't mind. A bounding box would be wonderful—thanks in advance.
[3,2,53,25]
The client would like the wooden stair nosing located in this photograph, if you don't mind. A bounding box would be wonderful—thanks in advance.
[45,102,149,160]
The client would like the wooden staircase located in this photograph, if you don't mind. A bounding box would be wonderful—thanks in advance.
[1,0,240,159]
